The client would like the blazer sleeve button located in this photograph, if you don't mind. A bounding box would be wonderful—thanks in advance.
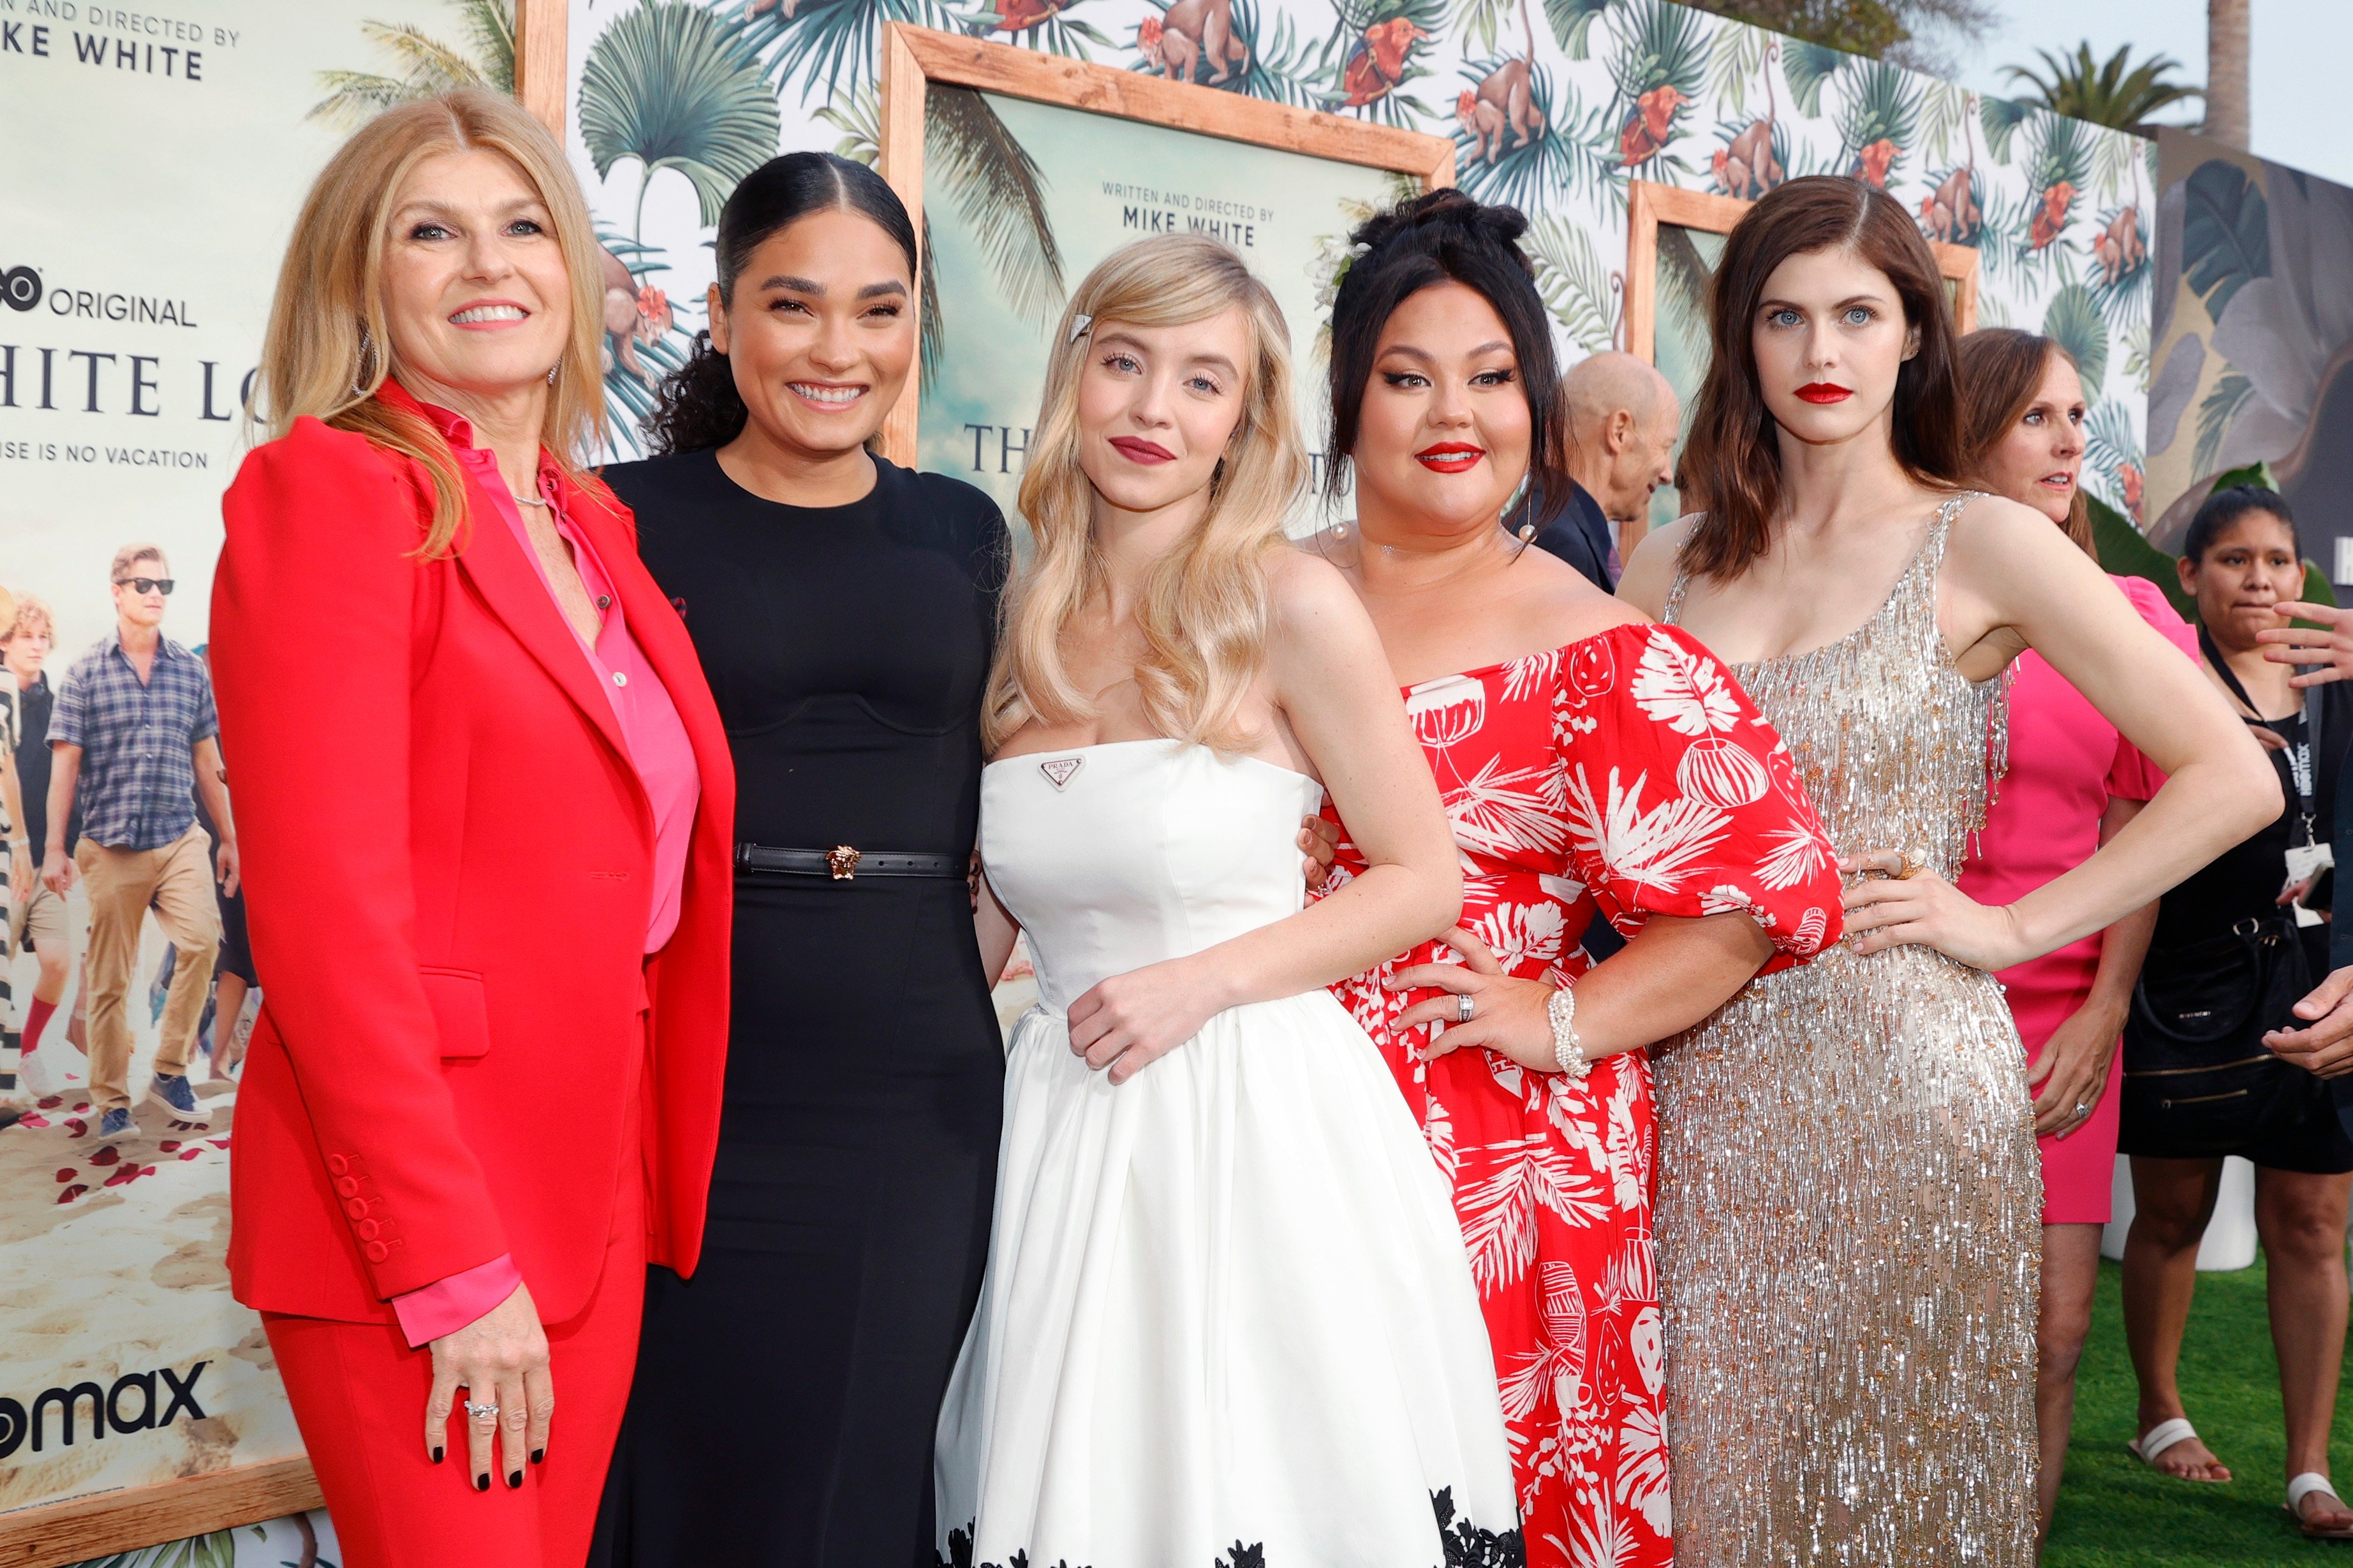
[328,1155,351,1175]
[344,1198,369,1220]
[334,1176,360,1198]
[363,1241,390,1263]
[357,1219,380,1240]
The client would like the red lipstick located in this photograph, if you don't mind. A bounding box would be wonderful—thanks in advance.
[1109,436,1176,464]
[1415,441,1486,473]
[1794,383,1852,404]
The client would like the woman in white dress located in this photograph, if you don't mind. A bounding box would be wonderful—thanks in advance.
[933,236,1523,1567]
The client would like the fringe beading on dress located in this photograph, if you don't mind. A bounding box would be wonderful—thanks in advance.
[1655,495,2041,1565]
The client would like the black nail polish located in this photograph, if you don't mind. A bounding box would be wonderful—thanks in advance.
[476,1474,490,1492]
[508,1470,523,1489]
[432,1446,444,1464]
[532,1448,545,1465]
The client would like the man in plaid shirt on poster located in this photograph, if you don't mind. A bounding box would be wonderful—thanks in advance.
[41,544,239,1139]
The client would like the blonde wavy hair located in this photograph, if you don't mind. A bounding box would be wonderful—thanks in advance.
[250,88,609,558]
[984,235,1306,756]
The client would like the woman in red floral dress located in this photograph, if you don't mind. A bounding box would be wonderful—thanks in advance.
[1311,192,1846,1566]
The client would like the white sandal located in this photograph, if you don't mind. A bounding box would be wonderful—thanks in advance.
[2285,1472,2353,1539]
[2128,1418,2224,1480]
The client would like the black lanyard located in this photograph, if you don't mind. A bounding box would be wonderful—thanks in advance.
[2202,624,2319,842]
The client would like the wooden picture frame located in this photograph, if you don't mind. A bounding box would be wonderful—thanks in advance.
[1623,178,1979,362]
[873,24,1454,467]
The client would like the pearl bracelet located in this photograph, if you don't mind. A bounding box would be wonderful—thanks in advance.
[1547,983,1588,1080]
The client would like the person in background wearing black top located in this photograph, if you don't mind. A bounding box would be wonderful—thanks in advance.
[2117,487,2353,1537]
[580,154,1004,1568]
[1526,350,1679,590]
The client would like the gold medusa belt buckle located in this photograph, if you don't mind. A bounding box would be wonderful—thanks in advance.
[827,844,862,881]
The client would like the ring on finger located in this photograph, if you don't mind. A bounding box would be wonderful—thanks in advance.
[1894,847,1928,880]
[1457,992,1475,1025]
[465,1400,499,1423]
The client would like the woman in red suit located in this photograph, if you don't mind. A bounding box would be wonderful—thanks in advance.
[209,90,734,1568]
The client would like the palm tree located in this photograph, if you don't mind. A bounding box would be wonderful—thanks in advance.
[2204,0,2249,149]
[577,0,782,239]
[312,0,515,127]
[2000,42,2203,138]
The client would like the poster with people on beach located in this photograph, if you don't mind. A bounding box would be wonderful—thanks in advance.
[0,0,448,1542]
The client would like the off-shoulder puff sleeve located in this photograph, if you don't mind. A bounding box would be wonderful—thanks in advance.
[1552,623,1844,972]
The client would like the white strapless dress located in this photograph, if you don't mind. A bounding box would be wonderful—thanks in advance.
[934,740,1521,1568]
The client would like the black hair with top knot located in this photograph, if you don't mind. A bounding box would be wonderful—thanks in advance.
[1323,187,1569,526]
[644,151,919,456]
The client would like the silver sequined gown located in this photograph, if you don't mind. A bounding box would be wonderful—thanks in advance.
[1657,497,2040,1565]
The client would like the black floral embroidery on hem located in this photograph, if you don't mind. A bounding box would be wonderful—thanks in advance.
[939,1489,1524,1568]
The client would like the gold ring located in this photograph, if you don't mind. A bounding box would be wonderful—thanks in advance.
[1894,847,1928,880]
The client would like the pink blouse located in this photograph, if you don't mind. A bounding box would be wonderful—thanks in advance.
[392,404,701,1346]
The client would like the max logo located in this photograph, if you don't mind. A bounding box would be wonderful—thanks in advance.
[1,266,40,312]
[0,1360,209,1458]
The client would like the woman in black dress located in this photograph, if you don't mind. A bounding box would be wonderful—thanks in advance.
[589,154,1007,1567]
[2118,486,2353,1535]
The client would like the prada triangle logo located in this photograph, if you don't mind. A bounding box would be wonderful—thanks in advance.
[1040,756,1084,789]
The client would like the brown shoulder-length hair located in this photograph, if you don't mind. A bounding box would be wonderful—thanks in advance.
[1954,328,2094,557]
[249,89,609,559]
[1678,175,1965,580]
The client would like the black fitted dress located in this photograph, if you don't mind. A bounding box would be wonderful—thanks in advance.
[591,450,1008,1568]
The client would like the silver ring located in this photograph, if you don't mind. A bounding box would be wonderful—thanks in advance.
[2073,1101,2091,1118]
[465,1400,499,1423]
[1457,993,1475,1024]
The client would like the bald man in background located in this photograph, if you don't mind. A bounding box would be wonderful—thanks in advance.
[1530,351,1681,589]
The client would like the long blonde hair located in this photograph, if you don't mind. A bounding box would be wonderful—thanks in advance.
[250,88,609,557]
[983,236,1306,756]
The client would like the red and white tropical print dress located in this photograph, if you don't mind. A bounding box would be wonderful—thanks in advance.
[1323,623,1843,1568]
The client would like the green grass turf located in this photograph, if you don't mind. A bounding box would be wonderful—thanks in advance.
[2047,1257,2353,1564]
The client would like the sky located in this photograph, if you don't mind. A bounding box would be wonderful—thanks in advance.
[1950,0,2353,188]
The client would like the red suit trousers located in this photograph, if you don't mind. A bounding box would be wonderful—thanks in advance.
[265,1145,645,1568]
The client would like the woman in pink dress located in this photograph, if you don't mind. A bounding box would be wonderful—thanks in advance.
[1950,328,2197,1537]
[1309,190,1847,1567]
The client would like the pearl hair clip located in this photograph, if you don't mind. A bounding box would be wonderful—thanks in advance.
[1068,312,1094,344]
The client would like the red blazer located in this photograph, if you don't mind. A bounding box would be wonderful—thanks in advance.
[212,391,735,1326]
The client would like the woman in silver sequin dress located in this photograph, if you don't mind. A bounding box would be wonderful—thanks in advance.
[1618,177,2277,1564]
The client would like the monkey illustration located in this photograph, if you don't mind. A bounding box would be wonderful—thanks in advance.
[2093,205,2145,284]
[992,0,1069,33]
[1847,137,1898,188]
[2028,180,2076,251]
[1919,163,1980,244]
[1137,0,1248,84]
[1340,17,1426,106]
[599,244,671,384]
[1457,0,1544,165]
[1617,84,1683,167]
[1711,43,1781,200]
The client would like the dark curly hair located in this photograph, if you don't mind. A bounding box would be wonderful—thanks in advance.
[645,152,920,455]
[1323,187,1570,530]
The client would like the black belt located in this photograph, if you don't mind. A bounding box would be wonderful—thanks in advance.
[734,842,963,881]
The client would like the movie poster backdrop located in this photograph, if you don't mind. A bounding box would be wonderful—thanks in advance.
[1,2,452,1557]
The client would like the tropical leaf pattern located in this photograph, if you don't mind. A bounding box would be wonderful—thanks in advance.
[1320,620,1840,1566]
[566,0,2150,496]
[578,0,782,231]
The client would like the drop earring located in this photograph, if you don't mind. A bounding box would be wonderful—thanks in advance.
[1332,520,1348,540]
[547,359,561,385]
[1517,521,1537,542]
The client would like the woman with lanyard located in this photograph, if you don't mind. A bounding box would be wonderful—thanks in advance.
[2116,486,2353,1539]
